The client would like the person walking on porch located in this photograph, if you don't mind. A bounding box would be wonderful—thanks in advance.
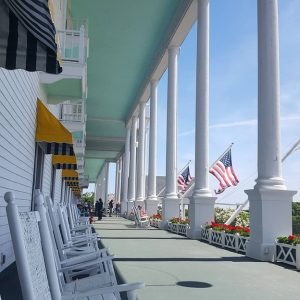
[109,199,114,217]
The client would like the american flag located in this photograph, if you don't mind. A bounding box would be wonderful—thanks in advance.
[209,149,239,194]
[177,166,192,192]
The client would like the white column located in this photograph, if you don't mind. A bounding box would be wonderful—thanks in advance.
[145,80,159,216]
[121,127,131,214]
[161,46,180,226]
[188,0,216,239]
[104,163,109,210]
[115,160,119,203]
[245,0,296,261]
[136,102,146,206]
[127,116,137,213]
[117,156,122,203]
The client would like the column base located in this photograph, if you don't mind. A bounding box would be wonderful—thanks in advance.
[127,201,134,218]
[120,201,128,215]
[161,196,180,229]
[245,187,296,261]
[187,194,216,240]
[145,198,159,216]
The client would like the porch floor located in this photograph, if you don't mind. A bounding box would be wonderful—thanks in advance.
[95,217,300,300]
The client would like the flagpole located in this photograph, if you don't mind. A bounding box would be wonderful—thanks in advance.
[209,142,234,168]
[178,159,192,175]
[157,160,192,197]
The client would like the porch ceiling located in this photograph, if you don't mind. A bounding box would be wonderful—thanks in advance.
[70,0,187,181]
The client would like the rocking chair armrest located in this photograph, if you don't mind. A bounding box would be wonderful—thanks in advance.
[69,237,98,247]
[62,239,97,249]
[59,255,115,272]
[71,224,92,231]
[61,282,145,300]
[60,249,111,267]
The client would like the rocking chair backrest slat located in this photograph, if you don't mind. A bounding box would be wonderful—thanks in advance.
[5,192,52,300]
[34,192,62,300]
[45,196,65,259]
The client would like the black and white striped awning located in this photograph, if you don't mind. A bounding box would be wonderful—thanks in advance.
[63,177,78,181]
[54,163,77,170]
[66,182,79,187]
[0,0,62,74]
[40,142,74,155]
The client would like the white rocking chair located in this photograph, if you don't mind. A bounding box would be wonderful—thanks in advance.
[5,192,144,300]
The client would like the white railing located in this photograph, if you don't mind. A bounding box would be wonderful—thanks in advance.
[59,102,84,123]
[57,25,86,63]
[166,222,189,236]
[275,242,300,269]
[200,227,249,253]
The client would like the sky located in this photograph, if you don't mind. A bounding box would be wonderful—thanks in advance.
[85,0,300,205]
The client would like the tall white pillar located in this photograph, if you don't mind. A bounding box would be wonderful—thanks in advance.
[188,0,216,239]
[145,80,159,216]
[121,127,131,214]
[161,46,180,226]
[127,116,137,213]
[115,160,119,203]
[104,163,109,210]
[117,156,122,203]
[245,0,296,261]
[136,102,146,206]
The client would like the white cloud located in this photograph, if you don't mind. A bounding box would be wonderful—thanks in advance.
[179,115,300,137]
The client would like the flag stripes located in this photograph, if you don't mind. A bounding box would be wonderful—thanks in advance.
[177,166,192,192]
[209,149,239,194]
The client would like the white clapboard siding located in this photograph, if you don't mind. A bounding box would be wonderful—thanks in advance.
[54,169,63,203]
[0,68,39,272]
[42,154,53,198]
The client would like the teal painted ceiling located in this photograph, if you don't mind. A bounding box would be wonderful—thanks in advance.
[69,0,183,181]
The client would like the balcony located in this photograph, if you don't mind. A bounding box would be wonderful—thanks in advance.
[79,175,89,188]
[73,137,86,157]
[40,25,88,92]
[59,101,86,132]
[58,26,87,64]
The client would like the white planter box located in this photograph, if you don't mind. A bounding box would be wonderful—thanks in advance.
[275,242,300,269]
[236,235,249,253]
[149,219,162,228]
[211,230,223,246]
[166,222,189,236]
[200,227,249,254]
[178,224,189,235]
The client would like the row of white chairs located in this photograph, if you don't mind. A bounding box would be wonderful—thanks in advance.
[5,191,144,299]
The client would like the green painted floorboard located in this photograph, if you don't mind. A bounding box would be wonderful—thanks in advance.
[95,217,300,300]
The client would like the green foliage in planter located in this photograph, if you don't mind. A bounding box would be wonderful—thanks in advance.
[277,235,300,245]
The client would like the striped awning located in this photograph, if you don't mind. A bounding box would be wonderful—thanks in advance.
[66,182,79,187]
[0,0,62,74]
[36,99,74,155]
[62,170,78,180]
[52,155,77,170]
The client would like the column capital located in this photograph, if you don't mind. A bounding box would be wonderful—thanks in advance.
[150,79,158,86]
